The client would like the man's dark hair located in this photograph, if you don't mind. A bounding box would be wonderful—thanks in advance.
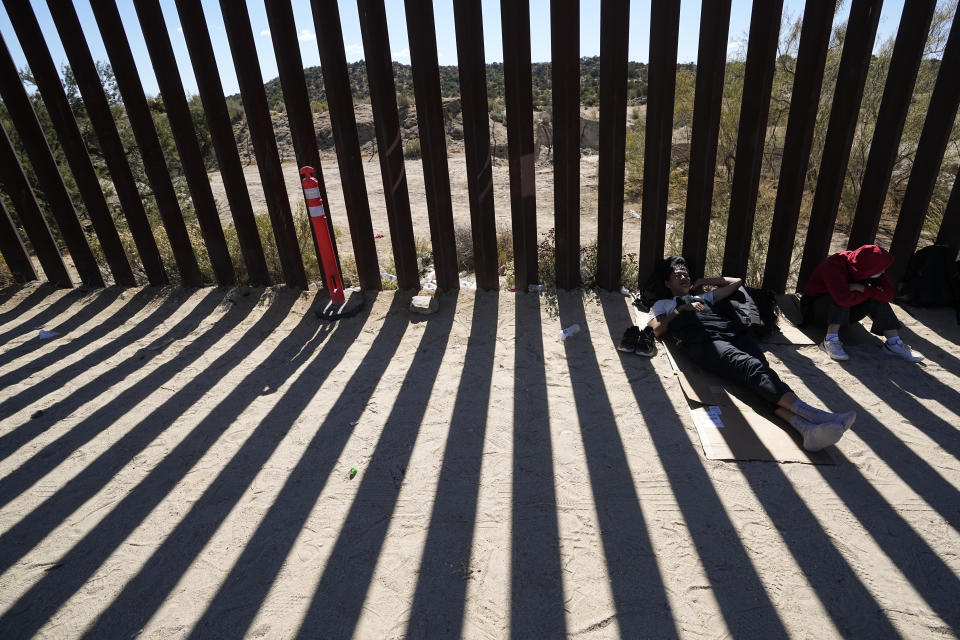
[639,256,695,308]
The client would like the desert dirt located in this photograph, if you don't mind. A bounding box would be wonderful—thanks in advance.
[208,152,641,275]
[1,279,959,638]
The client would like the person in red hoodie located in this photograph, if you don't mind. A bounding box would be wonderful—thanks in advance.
[802,245,923,362]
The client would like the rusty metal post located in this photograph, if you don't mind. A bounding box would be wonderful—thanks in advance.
[357,0,419,290]
[500,0,538,291]
[797,0,883,289]
[637,1,681,286]
[173,0,270,285]
[682,0,732,281]
[310,0,381,290]
[0,122,71,286]
[89,0,203,286]
[0,196,37,282]
[721,0,784,279]
[936,165,960,252]
[762,1,835,292]
[847,0,937,250]
[551,0,580,290]
[597,0,630,291]
[888,8,960,281]
[453,0,499,291]
[405,0,460,291]
[219,0,307,289]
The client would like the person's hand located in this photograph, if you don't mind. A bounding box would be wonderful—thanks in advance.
[691,278,706,289]
[849,283,865,293]
[679,301,705,312]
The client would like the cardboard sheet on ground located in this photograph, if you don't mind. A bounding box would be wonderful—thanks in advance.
[662,341,834,464]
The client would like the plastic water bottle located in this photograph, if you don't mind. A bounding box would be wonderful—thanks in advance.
[557,324,581,341]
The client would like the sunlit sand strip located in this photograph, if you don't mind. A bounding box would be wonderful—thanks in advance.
[0,289,149,382]
[0,290,212,477]
[0,284,45,320]
[583,295,724,638]
[837,422,960,569]
[889,395,960,473]
[120,300,399,638]
[0,287,75,336]
[768,356,954,638]
[352,303,471,638]
[21,299,332,635]
[842,377,960,505]
[783,454,953,637]
[226,299,428,637]
[0,292,233,517]
[460,292,515,638]
[0,344,211,532]
[0,294,283,616]
[537,311,619,636]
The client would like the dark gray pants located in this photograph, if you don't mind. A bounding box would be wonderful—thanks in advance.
[681,334,792,405]
[803,295,901,336]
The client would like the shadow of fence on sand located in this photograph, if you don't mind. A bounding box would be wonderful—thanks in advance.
[0,287,958,637]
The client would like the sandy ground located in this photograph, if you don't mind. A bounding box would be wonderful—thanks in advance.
[1,282,958,638]
[208,153,645,260]
[206,153,888,290]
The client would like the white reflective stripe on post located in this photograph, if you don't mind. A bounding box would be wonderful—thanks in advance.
[308,204,326,218]
[302,186,321,199]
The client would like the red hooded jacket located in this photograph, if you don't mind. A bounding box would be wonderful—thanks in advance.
[803,245,896,307]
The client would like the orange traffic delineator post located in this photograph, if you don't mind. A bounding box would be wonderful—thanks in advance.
[300,166,345,305]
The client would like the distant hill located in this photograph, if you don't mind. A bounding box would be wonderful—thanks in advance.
[226,57,665,116]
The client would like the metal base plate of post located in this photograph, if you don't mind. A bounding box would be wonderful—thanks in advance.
[315,289,365,321]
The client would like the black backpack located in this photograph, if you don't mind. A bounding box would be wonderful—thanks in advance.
[720,286,780,337]
[895,244,960,323]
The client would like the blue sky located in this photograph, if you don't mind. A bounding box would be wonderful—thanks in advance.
[0,1,906,98]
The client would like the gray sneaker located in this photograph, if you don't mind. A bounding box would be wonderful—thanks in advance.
[882,341,924,362]
[820,339,849,361]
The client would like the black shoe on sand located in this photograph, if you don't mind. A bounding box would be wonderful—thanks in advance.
[618,326,640,352]
[634,326,657,357]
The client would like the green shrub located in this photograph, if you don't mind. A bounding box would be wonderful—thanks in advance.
[454,224,473,272]
[0,254,14,288]
[403,139,422,159]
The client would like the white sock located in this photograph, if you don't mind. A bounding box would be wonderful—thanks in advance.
[887,336,902,345]
[789,414,847,452]
[791,400,856,430]
[792,399,835,423]
[825,333,840,342]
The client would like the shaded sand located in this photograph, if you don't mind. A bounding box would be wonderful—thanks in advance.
[0,284,959,638]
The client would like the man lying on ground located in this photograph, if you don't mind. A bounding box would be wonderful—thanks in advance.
[801,244,923,363]
[648,257,856,452]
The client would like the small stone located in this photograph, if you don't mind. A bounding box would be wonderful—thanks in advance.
[30,410,44,419]
[410,295,439,314]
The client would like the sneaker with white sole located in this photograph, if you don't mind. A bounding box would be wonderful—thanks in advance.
[882,341,924,362]
[820,339,849,361]
[634,326,657,357]
[618,326,640,353]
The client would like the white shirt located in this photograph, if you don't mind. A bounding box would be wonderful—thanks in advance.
[651,290,716,318]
